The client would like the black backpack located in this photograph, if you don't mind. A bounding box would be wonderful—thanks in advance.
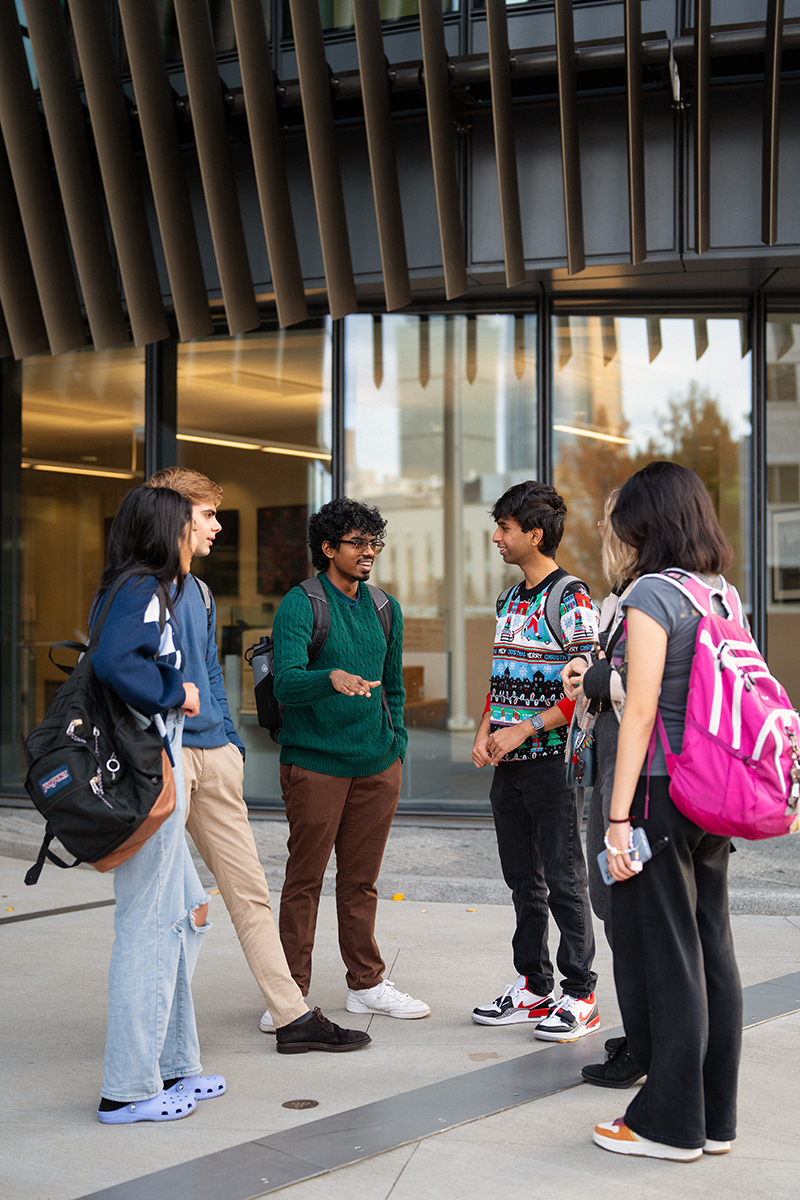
[246,576,394,743]
[495,571,587,650]
[24,570,174,885]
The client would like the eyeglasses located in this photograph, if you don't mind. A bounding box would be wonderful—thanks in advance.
[338,538,385,553]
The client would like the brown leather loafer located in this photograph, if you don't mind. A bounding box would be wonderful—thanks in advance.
[276,1007,372,1054]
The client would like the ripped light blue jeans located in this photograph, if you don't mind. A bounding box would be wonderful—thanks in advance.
[101,709,210,1101]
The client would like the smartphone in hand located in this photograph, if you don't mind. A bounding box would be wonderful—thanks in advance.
[597,826,652,886]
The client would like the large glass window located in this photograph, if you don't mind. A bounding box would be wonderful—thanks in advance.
[767,313,800,705]
[176,321,332,805]
[552,314,752,608]
[345,312,536,813]
[2,347,146,790]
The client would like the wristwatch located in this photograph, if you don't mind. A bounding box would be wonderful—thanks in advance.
[530,713,545,732]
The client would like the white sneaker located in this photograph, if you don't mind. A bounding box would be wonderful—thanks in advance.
[534,991,600,1041]
[259,1008,275,1033]
[703,1139,731,1154]
[472,976,556,1026]
[345,979,431,1019]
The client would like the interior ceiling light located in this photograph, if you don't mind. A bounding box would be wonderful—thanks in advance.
[22,459,136,479]
[552,424,633,446]
[176,430,331,461]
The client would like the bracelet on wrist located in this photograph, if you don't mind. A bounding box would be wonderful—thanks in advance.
[608,816,631,824]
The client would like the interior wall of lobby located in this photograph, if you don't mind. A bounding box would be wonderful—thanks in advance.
[2,0,800,814]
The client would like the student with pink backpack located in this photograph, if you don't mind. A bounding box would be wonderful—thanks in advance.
[592,462,746,1163]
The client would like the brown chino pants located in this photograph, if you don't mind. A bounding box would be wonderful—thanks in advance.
[278,757,402,994]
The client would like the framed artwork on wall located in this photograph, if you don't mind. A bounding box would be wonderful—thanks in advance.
[257,505,309,594]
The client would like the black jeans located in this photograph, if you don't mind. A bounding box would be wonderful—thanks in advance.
[490,756,597,999]
[611,775,742,1149]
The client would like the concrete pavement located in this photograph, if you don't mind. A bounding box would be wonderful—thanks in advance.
[2,831,800,1200]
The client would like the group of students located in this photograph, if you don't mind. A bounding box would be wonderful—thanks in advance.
[85,459,742,1164]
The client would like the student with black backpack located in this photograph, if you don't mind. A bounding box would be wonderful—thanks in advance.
[90,486,224,1124]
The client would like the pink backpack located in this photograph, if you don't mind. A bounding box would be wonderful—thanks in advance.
[645,571,800,840]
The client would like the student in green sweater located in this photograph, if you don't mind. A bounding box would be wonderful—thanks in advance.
[273,498,430,1020]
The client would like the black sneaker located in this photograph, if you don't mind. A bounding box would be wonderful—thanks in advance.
[581,1037,645,1088]
[275,1007,372,1054]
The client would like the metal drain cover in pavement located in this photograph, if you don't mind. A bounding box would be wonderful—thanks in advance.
[282,1099,319,1109]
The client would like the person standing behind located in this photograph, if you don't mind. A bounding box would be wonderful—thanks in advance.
[148,468,369,1055]
[471,481,600,1041]
[273,497,429,1020]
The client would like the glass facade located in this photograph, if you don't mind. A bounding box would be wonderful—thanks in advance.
[6,346,146,789]
[0,303,790,814]
[345,313,535,811]
[553,315,752,607]
[176,321,332,803]
[767,314,800,706]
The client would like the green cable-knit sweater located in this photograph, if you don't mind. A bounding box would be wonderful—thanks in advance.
[272,572,408,777]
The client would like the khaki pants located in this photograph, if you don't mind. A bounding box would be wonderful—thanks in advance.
[183,743,307,1028]
[279,758,402,994]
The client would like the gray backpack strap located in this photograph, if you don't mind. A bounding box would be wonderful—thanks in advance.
[495,585,517,616]
[192,575,213,630]
[365,584,393,644]
[299,576,330,664]
[544,573,585,651]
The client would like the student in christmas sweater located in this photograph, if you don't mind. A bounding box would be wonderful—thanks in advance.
[471,481,600,1041]
[273,497,429,1020]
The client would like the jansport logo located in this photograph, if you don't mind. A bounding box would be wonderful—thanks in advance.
[40,765,72,796]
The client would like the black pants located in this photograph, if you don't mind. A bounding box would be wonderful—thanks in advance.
[490,756,596,999]
[611,775,742,1149]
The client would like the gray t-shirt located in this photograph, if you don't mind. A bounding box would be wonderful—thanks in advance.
[622,573,726,775]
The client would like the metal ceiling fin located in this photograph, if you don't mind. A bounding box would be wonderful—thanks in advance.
[418,0,469,299]
[117,0,212,343]
[762,0,784,247]
[172,0,259,335]
[694,0,711,255]
[0,136,49,358]
[554,0,585,275]
[25,0,127,351]
[69,0,168,346]
[372,313,384,389]
[352,0,411,312]
[646,317,662,362]
[0,0,85,355]
[419,313,431,388]
[624,0,647,265]
[287,0,357,321]
[229,0,307,328]
[486,0,525,287]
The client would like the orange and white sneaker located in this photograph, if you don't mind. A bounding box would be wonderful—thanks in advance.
[593,1118,702,1162]
[534,991,600,1041]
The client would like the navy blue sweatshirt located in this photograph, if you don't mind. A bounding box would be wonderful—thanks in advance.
[91,575,186,716]
[175,575,245,756]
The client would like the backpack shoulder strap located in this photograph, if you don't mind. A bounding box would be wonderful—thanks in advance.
[192,575,213,630]
[495,585,517,616]
[365,584,393,644]
[299,576,330,664]
[544,573,586,651]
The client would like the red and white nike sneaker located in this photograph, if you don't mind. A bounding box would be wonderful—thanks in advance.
[534,991,600,1041]
[472,976,556,1026]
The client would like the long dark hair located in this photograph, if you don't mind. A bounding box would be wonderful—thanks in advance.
[611,461,732,577]
[99,485,192,611]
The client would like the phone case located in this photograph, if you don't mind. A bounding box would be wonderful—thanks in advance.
[597,826,652,886]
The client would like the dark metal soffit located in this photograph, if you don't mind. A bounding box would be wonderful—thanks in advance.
[0,8,796,359]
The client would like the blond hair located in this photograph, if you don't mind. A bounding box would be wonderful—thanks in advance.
[148,466,223,507]
[601,487,635,587]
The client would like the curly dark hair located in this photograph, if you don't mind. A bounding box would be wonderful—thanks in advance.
[491,480,567,558]
[308,497,387,572]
